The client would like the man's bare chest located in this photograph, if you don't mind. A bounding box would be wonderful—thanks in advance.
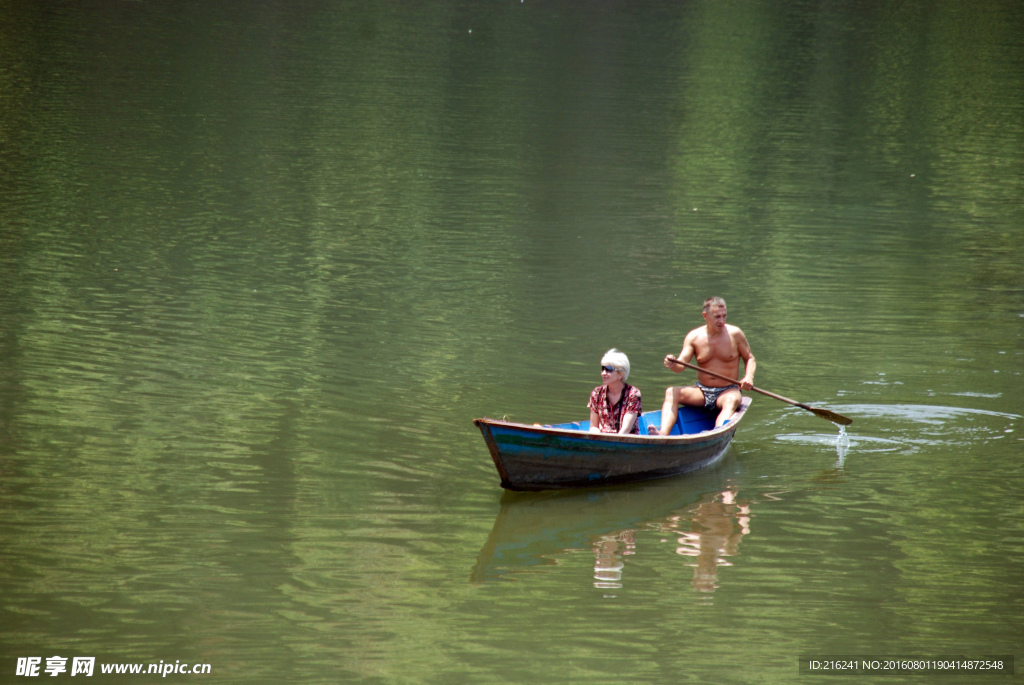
[695,335,738,363]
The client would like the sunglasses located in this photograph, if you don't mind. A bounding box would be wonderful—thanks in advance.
[600,366,618,373]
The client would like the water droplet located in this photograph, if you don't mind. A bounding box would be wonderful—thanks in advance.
[835,424,850,463]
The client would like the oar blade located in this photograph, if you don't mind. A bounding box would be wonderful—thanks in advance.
[809,406,853,426]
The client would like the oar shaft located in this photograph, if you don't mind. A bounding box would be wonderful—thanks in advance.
[666,358,853,425]
[668,359,801,407]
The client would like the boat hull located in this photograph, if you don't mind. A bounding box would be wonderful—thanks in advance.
[474,397,751,490]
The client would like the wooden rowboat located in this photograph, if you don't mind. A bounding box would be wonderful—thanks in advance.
[474,397,751,491]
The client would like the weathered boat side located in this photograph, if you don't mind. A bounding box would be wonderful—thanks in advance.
[474,397,751,490]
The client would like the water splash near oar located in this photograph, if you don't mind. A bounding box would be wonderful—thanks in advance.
[834,424,850,467]
[831,421,847,454]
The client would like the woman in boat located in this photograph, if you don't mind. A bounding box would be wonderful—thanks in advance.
[588,349,642,434]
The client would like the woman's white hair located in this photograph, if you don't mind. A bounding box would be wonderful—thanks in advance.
[601,348,630,381]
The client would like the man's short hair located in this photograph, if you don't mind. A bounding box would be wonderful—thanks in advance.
[703,296,727,313]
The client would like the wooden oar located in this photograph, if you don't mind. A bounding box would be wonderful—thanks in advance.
[667,358,853,425]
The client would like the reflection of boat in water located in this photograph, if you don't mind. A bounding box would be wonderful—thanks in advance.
[471,467,751,593]
[474,398,752,490]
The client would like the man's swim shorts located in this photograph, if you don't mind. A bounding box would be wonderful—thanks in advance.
[696,382,740,410]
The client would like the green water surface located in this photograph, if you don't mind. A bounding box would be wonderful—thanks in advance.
[1,2,1022,683]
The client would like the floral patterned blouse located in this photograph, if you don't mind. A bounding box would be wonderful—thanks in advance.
[587,383,642,434]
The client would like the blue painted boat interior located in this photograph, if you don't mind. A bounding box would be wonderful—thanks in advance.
[547,407,717,435]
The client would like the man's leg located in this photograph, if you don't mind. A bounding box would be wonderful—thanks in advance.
[652,386,704,435]
[715,389,743,427]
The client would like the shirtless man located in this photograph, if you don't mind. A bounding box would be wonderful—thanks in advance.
[649,297,756,435]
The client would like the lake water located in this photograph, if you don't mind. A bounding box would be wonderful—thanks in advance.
[1,2,1022,683]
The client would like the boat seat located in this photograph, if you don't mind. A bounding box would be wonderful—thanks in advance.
[637,409,716,436]
[550,408,716,435]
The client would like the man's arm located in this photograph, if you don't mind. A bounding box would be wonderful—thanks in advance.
[664,331,697,372]
[737,330,755,390]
